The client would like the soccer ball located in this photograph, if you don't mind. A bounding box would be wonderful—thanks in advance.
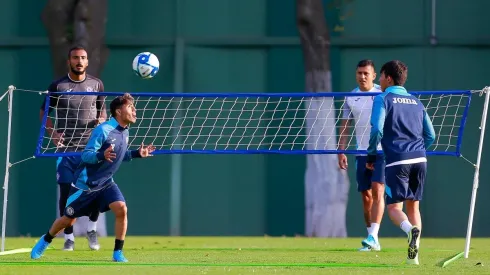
[132,52,160,79]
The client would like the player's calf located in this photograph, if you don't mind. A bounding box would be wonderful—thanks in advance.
[109,200,128,262]
[87,211,101,250]
[369,182,385,243]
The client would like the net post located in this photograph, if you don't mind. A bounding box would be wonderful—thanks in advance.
[169,33,185,236]
[464,86,490,258]
[1,85,15,252]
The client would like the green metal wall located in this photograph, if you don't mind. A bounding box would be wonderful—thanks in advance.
[0,0,489,238]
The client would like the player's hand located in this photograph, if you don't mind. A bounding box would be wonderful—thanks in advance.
[104,145,117,162]
[51,132,65,148]
[338,154,348,170]
[365,162,375,171]
[138,143,156,158]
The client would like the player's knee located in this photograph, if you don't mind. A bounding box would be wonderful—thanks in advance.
[60,215,76,226]
[405,200,420,211]
[110,201,127,217]
[361,190,372,202]
[371,182,385,201]
[387,202,402,211]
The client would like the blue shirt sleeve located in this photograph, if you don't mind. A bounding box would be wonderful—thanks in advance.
[423,110,436,149]
[123,150,141,161]
[82,126,107,164]
[367,95,386,156]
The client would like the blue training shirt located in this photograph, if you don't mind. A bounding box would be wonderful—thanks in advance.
[367,86,436,166]
[73,117,141,190]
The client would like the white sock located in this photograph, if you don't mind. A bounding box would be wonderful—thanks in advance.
[400,220,413,235]
[64,233,74,242]
[367,227,371,235]
[370,223,380,240]
[87,221,97,232]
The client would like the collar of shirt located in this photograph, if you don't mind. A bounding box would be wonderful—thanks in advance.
[385,85,410,96]
[108,117,129,131]
[354,83,381,93]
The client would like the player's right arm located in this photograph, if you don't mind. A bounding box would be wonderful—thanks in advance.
[39,83,63,146]
[422,109,436,149]
[81,126,114,164]
[338,99,352,169]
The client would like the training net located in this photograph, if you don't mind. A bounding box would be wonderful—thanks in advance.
[1,87,489,259]
[36,90,473,157]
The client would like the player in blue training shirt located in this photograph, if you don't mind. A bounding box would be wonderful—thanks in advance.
[31,93,156,262]
[366,60,435,265]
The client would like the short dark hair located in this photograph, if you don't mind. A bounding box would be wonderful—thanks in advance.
[68,46,88,58]
[380,60,408,86]
[110,93,134,118]
[357,59,375,70]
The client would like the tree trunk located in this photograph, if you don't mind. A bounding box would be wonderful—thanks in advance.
[44,0,109,236]
[41,0,109,78]
[296,0,350,237]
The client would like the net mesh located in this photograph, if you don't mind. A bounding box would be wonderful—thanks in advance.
[36,91,472,156]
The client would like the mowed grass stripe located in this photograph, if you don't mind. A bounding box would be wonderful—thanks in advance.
[0,261,405,268]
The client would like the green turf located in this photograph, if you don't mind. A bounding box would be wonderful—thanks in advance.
[0,237,488,274]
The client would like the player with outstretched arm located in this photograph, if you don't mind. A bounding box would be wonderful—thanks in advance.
[366,60,435,265]
[31,93,155,262]
[338,59,385,252]
[40,45,107,251]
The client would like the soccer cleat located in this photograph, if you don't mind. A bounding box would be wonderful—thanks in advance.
[87,230,100,251]
[31,235,50,259]
[63,239,75,251]
[361,235,381,251]
[406,226,421,265]
[113,250,128,262]
[358,245,372,252]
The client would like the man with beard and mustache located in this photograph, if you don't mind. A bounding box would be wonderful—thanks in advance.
[39,46,107,251]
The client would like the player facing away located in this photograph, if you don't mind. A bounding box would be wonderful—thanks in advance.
[366,60,435,265]
[32,93,155,262]
[338,60,385,252]
[39,46,107,251]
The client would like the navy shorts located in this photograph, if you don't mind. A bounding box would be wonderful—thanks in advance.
[56,156,82,184]
[64,183,125,218]
[355,155,385,192]
[385,162,426,205]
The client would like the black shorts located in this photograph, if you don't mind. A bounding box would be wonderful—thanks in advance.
[56,156,82,184]
[355,155,385,192]
[64,183,125,218]
[385,162,426,205]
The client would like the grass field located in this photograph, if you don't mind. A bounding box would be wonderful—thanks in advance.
[0,236,488,274]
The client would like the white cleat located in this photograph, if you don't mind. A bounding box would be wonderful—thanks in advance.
[406,226,421,265]
[87,230,101,251]
[62,239,74,251]
[361,235,381,251]
[358,245,372,252]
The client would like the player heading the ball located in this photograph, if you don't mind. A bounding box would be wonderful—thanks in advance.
[31,93,156,263]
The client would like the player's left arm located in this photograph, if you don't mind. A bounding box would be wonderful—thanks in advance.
[96,80,107,124]
[123,143,156,161]
[422,109,436,149]
[366,95,386,167]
